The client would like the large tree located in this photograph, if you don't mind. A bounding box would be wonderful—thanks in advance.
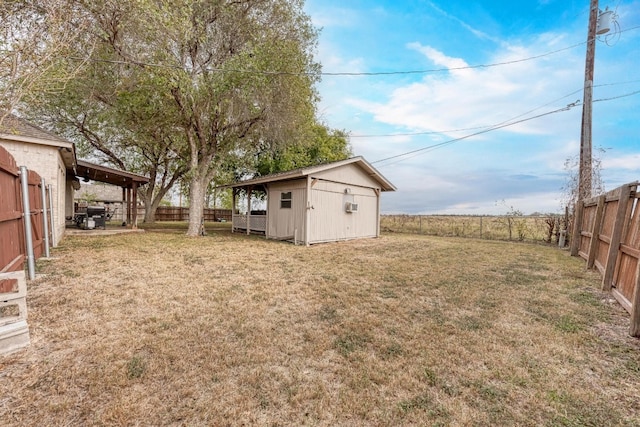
[27,0,320,234]
[150,0,320,235]
[0,0,91,124]
[255,124,352,176]
[29,35,189,223]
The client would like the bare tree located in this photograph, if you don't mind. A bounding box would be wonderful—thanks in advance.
[561,146,606,213]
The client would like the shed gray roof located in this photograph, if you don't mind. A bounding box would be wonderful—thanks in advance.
[225,156,396,191]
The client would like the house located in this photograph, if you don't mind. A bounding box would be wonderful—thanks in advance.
[227,156,396,245]
[0,114,76,246]
[0,114,149,245]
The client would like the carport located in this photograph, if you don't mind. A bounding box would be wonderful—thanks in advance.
[74,160,150,227]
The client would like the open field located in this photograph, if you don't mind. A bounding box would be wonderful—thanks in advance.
[381,214,566,244]
[1,230,639,426]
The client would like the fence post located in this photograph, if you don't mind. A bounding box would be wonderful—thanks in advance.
[19,167,36,280]
[570,200,584,257]
[40,177,50,258]
[479,216,483,239]
[602,184,633,292]
[47,184,55,247]
[587,195,605,269]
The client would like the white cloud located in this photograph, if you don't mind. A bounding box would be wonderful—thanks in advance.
[354,39,585,140]
[603,154,640,170]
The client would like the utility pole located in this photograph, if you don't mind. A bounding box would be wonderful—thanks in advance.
[578,0,599,202]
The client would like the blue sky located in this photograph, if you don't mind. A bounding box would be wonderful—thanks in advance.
[303,0,640,214]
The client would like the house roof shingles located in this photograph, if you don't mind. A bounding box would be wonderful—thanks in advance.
[0,114,71,146]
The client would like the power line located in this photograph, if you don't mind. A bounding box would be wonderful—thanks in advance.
[351,89,584,138]
[371,103,580,166]
[594,89,640,102]
[350,80,640,138]
[370,87,640,167]
[36,24,640,77]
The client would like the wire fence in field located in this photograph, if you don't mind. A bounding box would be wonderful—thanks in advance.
[380,214,569,244]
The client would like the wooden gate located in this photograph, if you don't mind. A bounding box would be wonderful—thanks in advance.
[0,144,46,354]
[26,169,45,259]
[0,145,24,274]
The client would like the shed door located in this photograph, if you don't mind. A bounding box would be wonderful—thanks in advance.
[269,188,305,240]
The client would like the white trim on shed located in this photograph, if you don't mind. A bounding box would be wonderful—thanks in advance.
[225,157,395,245]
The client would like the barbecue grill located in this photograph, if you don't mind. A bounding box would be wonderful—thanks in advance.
[74,205,106,229]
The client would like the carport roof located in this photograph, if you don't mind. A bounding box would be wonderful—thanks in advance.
[76,160,150,188]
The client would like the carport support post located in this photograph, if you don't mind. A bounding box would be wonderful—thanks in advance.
[126,187,132,225]
[231,188,236,232]
[40,177,50,258]
[132,182,138,229]
[246,186,252,235]
[19,167,36,280]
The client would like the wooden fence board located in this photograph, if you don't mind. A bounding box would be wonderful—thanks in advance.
[27,170,44,260]
[0,146,35,354]
[612,193,639,306]
[0,146,23,273]
[579,201,597,260]
[573,182,640,336]
[594,197,617,274]
[152,207,232,222]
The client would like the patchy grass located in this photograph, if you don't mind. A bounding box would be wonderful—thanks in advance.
[2,230,639,426]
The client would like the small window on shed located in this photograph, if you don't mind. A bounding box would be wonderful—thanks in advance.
[280,192,292,209]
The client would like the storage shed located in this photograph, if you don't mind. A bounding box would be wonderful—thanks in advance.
[228,156,396,245]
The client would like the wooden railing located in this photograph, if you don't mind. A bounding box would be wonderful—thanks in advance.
[232,213,267,233]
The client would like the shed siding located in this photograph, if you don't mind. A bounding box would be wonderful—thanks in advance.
[266,180,307,241]
[311,164,381,190]
[309,181,378,244]
[0,139,67,246]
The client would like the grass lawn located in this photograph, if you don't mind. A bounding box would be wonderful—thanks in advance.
[1,229,639,426]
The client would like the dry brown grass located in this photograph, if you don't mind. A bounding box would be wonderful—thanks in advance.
[1,228,639,426]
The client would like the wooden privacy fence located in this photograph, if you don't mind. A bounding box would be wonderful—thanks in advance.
[151,206,232,222]
[571,181,640,336]
[0,145,53,354]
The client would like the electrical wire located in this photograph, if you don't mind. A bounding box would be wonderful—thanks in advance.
[351,88,584,138]
[370,86,640,168]
[351,80,640,139]
[30,24,636,77]
[371,103,580,166]
[594,88,640,102]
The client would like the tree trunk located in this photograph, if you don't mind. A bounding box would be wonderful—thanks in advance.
[186,174,207,236]
[144,199,158,223]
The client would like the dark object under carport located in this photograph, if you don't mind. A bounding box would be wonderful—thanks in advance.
[74,206,106,230]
